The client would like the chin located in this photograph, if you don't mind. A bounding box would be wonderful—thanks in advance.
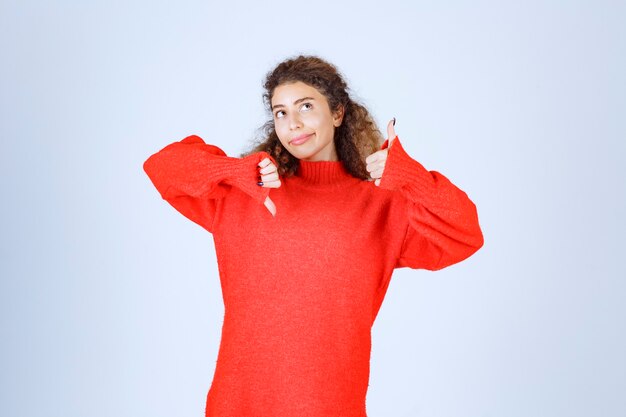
[294,152,313,161]
[285,144,311,159]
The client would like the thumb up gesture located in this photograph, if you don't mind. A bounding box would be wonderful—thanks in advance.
[366,118,397,186]
[257,157,281,216]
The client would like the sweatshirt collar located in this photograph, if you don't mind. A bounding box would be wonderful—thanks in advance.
[295,159,354,186]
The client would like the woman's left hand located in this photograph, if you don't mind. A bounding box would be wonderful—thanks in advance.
[365,118,396,186]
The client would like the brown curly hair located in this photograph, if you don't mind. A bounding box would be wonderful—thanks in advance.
[239,54,384,180]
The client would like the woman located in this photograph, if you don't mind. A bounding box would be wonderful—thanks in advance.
[143,54,484,417]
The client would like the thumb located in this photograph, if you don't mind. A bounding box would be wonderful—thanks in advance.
[387,117,397,146]
[264,195,276,217]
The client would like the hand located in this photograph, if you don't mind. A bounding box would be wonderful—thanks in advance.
[365,118,397,186]
[257,157,281,216]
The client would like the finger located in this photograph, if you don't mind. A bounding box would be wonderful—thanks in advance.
[366,161,385,175]
[264,196,276,217]
[365,152,387,172]
[365,153,377,164]
[260,172,279,182]
[374,178,381,186]
[365,149,387,165]
[369,167,385,179]
[259,162,277,175]
[258,157,272,168]
[261,178,282,188]
[387,118,396,145]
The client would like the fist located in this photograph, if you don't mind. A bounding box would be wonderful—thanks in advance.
[258,157,281,216]
[366,118,397,186]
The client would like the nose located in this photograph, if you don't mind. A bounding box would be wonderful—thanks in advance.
[288,112,302,130]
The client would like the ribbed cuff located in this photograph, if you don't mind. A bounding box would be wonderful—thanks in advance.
[227,151,276,205]
[378,136,437,199]
[175,135,275,205]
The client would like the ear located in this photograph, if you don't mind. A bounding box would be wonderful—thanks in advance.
[332,105,344,127]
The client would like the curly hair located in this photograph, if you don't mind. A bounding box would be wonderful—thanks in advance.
[239,54,384,180]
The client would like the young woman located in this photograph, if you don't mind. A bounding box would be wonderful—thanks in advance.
[143,54,484,417]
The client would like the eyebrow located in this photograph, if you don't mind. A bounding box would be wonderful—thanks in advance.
[271,97,315,110]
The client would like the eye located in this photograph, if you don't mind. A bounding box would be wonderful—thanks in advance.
[301,102,312,111]
[275,110,285,118]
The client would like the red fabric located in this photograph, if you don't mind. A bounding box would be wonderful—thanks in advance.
[143,134,484,417]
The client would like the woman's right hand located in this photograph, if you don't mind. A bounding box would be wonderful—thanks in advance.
[257,157,281,217]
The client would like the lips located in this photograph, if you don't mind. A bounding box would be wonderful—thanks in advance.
[290,133,313,145]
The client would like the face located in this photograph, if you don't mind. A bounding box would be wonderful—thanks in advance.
[271,81,344,162]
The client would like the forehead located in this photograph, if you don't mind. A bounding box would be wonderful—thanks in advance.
[271,81,325,104]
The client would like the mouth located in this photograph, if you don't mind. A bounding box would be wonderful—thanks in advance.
[290,133,314,145]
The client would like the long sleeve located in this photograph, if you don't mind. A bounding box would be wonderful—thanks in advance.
[143,134,275,233]
[378,135,484,271]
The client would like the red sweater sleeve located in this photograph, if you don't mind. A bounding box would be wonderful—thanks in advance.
[378,136,484,270]
[143,134,274,233]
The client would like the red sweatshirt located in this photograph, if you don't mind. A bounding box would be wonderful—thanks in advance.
[143,134,483,417]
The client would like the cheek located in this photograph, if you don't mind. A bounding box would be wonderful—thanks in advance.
[307,116,325,132]
[275,123,290,145]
